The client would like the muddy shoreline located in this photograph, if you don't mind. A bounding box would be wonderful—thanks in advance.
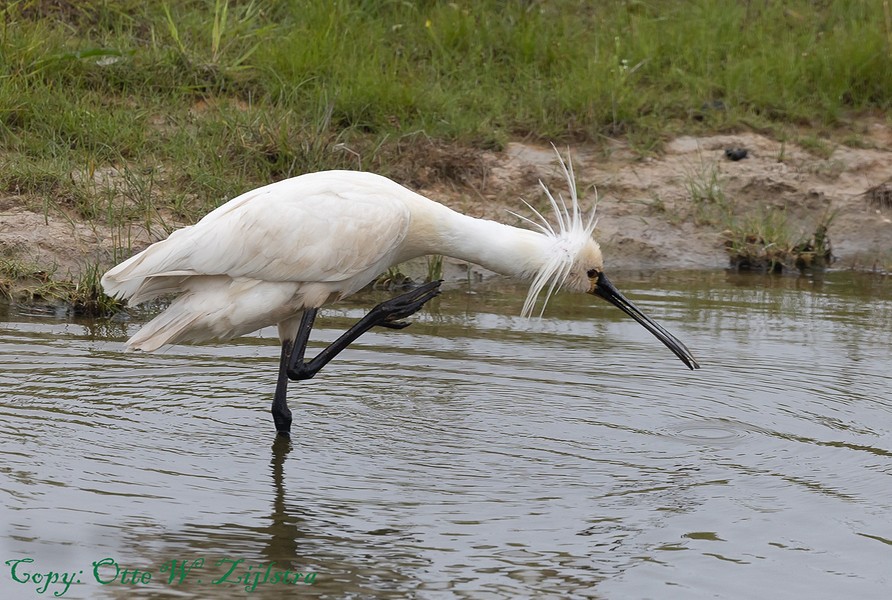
[2,130,891,299]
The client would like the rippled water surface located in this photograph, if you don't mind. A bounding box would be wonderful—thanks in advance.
[1,271,891,599]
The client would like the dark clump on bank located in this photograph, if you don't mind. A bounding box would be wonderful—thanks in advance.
[723,232,788,273]
[723,218,835,275]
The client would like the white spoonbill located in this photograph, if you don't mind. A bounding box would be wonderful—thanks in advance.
[102,154,699,436]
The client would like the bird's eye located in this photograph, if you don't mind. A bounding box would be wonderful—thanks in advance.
[586,268,599,278]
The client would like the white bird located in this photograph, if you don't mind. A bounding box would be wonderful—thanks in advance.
[102,152,699,436]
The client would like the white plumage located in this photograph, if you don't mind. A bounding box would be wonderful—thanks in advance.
[102,167,602,352]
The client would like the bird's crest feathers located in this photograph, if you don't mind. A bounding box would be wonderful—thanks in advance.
[510,147,599,318]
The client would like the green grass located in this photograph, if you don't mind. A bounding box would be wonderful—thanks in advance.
[684,161,732,226]
[721,207,841,275]
[3,2,889,153]
[3,1,889,190]
[1,0,891,305]
[0,255,124,313]
[0,256,66,303]
[722,208,798,273]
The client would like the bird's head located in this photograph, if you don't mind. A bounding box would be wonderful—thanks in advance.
[562,238,604,294]
[518,148,700,370]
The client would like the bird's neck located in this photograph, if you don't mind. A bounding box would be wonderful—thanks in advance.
[403,199,550,279]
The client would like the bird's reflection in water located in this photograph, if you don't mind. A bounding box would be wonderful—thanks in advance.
[104,437,421,598]
[253,435,423,597]
[258,435,306,575]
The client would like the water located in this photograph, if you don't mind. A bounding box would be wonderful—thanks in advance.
[1,271,890,599]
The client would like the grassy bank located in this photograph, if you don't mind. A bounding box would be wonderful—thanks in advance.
[1,0,890,304]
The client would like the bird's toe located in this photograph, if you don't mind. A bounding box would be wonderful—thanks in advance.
[378,318,412,329]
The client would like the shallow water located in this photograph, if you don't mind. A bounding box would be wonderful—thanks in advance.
[1,271,891,599]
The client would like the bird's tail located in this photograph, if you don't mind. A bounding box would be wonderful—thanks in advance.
[101,227,198,304]
[125,302,202,352]
[121,278,304,352]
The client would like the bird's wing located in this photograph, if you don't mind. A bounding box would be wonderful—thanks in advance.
[103,174,412,295]
[191,184,412,282]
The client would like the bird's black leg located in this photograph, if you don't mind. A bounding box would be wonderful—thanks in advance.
[272,339,295,437]
[271,280,442,436]
[271,307,319,437]
[288,280,442,380]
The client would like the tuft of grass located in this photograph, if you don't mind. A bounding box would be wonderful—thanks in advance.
[793,209,837,273]
[425,254,444,283]
[161,0,273,91]
[373,265,413,290]
[66,263,123,316]
[722,208,797,273]
[684,161,733,225]
[797,134,837,159]
[722,208,837,274]
[0,256,122,315]
[0,258,66,303]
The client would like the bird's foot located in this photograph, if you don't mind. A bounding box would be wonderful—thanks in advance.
[373,280,442,329]
[377,320,413,330]
[272,404,293,436]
